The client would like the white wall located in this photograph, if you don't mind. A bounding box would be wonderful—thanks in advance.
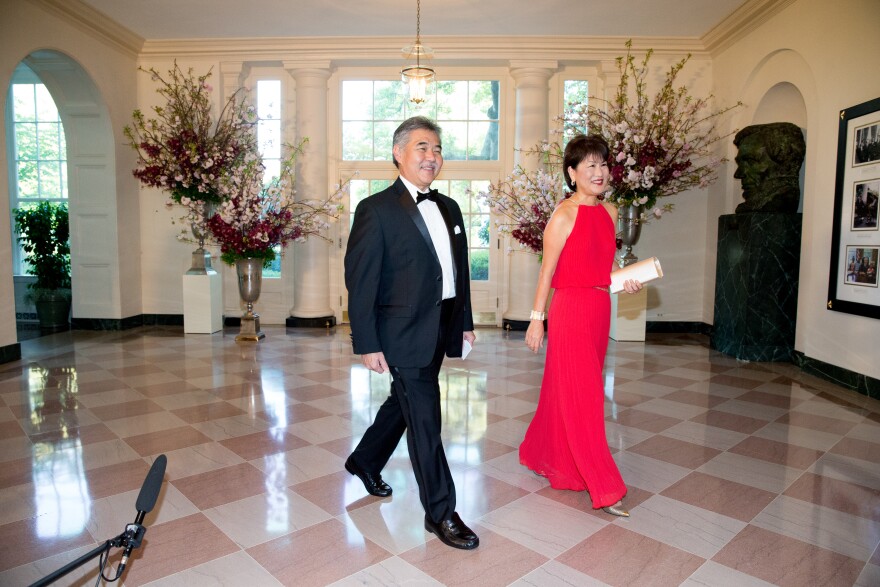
[710,0,880,379]
[0,0,142,350]
[621,54,719,324]
[133,56,239,317]
[2,0,873,384]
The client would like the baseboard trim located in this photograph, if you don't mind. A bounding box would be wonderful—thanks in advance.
[286,315,337,328]
[793,351,879,400]
[646,321,713,335]
[142,314,185,326]
[0,342,21,364]
[70,314,184,331]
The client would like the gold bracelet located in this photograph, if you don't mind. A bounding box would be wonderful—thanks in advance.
[529,310,546,321]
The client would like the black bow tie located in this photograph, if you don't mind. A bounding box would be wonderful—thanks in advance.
[416,189,439,204]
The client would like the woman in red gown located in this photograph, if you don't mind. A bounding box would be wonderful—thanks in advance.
[519,134,642,517]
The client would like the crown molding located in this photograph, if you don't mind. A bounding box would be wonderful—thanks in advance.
[32,0,144,57]
[702,0,798,56]
[27,1,795,65]
[138,35,708,66]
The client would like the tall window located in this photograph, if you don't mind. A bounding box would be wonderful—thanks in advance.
[342,80,499,161]
[348,179,392,230]
[563,79,589,143]
[433,179,490,282]
[348,178,491,282]
[341,79,499,284]
[255,79,283,277]
[9,66,67,275]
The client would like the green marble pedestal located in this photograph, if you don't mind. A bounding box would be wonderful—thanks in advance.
[711,213,802,362]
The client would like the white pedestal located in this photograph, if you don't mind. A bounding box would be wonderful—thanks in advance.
[183,272,223,333]
[504,250,541,321]
[609,287,647,342]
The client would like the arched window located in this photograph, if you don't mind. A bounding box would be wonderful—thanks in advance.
[7,63,67,275]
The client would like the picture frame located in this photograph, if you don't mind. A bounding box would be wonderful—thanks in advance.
[843,246,879,287]
[854,122,880,166]
[828,96,880,319]
[851,178,879,231]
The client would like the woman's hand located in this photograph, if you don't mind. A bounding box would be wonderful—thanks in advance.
[623,279,643,294]
[525,320,545,353]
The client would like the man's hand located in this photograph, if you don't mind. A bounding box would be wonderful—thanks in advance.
[463,331,476,345]
[361,352,389,374]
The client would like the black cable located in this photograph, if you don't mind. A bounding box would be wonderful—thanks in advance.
[97,545,122,585]
[95,545,111,586]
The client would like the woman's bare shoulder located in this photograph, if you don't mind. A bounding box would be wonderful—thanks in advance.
[555,197,580,214]
[550,198,579,222]
[601,201,618,220]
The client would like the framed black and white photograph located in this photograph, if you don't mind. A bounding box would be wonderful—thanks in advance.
[828,96,880,319]
[854,121,880,166]
[844,246,878,287]
[852,178,879,230]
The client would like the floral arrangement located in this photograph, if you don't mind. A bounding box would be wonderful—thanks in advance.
[564,40,741,216]
[206,138,352,267]
[476,163,565,254]
[123,61,258,242]
[479,41,740,253]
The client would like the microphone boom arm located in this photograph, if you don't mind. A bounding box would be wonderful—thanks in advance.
[27,455,167,587]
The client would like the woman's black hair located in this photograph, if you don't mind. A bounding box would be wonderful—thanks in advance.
[563,134,610,191]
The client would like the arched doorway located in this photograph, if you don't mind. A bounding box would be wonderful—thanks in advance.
[7,50,122,337]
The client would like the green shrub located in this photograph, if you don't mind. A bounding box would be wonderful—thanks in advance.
[13,201,71,299]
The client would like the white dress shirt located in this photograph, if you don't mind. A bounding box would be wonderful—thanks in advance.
[400,176,456,299]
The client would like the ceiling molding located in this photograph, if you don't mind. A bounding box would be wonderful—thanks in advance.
[702,0,798,56]
[33,0,783,67]
[33,0,144,57]
[138,35,709,66]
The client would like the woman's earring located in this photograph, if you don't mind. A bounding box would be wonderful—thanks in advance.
[571,178,576,187]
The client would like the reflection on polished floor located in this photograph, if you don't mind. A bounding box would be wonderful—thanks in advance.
[0,325,878,586]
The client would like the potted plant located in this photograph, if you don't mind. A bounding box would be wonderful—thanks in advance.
[13,201,72,331]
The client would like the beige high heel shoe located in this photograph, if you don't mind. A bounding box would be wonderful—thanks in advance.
[602,501,630,517]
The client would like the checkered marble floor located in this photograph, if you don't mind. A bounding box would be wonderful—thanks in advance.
[0,326,878,586]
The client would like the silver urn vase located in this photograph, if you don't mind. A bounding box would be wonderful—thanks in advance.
[617,204,643,267]
[235,257,265,342]
[187,201,217,275]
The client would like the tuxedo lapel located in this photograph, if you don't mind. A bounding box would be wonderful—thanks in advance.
[398,186,441,268]
[435,198,459,281]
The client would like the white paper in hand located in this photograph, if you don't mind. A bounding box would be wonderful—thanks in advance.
[461,339,472,360]
[610,257,663,293]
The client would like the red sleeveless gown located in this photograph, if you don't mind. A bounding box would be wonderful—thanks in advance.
[519,204,626,509]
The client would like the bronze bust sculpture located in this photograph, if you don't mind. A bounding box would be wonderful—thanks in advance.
[734,122,806,213]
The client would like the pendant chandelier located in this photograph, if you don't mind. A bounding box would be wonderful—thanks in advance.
[400,0,434,104]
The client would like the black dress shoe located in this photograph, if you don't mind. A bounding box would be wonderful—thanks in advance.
[451,512,477,540]
[344,456,392,497]
[424,513,479,550]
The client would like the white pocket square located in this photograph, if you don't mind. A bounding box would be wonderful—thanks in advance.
[454,225,461,234]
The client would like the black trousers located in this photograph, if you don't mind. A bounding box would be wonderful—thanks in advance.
[349,298,456,523]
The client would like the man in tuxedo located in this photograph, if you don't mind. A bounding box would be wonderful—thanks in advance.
[344,116,478,550]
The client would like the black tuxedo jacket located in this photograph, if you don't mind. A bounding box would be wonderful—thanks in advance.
[345,178,473,368]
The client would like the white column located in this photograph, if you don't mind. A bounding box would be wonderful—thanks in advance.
[284,62,336,327]
[503,61,557,327]
[596,58,648,341]
[510,61,557,166]
[219,61,244,104]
